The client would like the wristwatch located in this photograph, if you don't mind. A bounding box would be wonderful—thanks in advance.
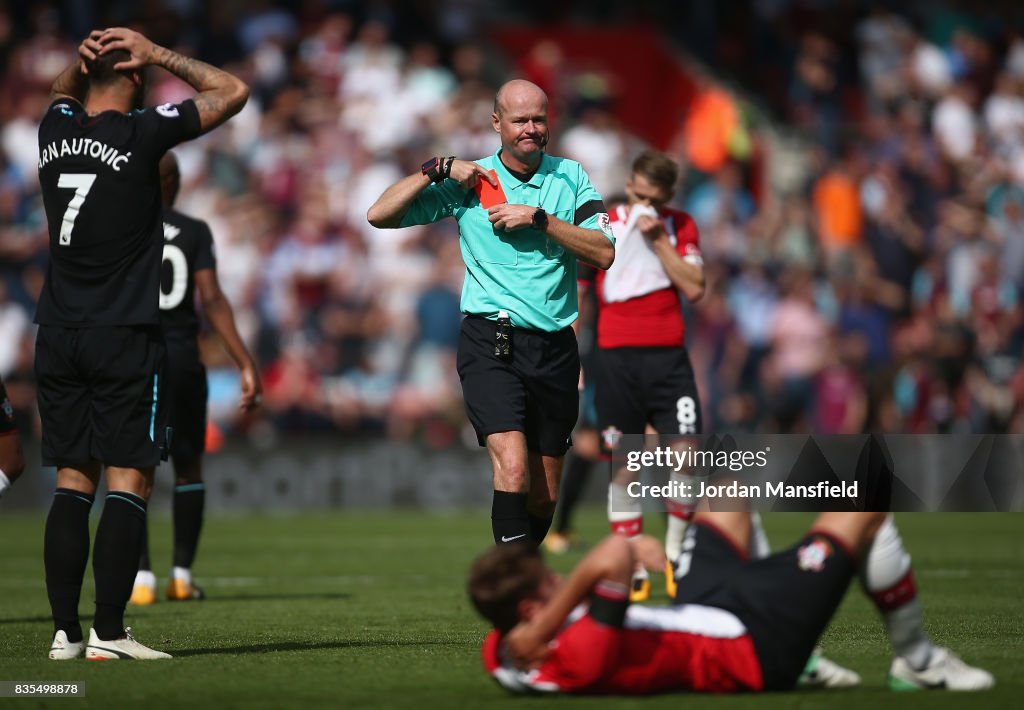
[421,157,442,183]
[532,208,548,231]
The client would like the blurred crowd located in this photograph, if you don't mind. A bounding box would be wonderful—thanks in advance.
[1,0,1023,446]
[673,1,1024,434]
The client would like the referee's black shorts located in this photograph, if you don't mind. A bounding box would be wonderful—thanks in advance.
[457,315,579,457]
[35,325,168,469]
[165,336,208,461]
[675,521,857,690]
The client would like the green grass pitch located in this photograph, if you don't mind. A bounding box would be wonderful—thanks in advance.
[0,510,1020,709]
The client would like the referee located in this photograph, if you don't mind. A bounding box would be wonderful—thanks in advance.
[368,79,614,546]
[36,28,248,660]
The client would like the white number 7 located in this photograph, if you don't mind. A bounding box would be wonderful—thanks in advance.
[57,173,96,245]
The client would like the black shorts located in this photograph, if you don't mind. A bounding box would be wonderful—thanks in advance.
[0,379,16,435]
[35,325,169,469]
[675,521,857,691]
[166,339,207,461]
[457,315,579,457]
[594,347,702,455]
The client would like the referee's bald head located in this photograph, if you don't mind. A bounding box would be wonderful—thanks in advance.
[493,79,548,118]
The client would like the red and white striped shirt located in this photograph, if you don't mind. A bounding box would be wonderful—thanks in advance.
[481,603,763,695]
[579,205,702,349]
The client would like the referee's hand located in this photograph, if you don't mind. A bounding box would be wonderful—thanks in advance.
[487,203,534,231]
[449,160,497,190]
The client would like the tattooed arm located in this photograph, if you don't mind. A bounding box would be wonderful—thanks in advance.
[96,27,249,133]
[50,62,89,103]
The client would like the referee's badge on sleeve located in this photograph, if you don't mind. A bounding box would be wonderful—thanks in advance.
[598,213,613,239]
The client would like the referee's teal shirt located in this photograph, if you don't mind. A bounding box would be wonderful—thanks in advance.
[400,149,613,332]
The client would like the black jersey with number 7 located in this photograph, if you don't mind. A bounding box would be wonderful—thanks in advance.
[35,98,201,327]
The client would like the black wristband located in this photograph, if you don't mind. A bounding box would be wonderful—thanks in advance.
[589,595,628,628]
[442,156,455,179]
[532,207,548,231]
[421,156,442,183]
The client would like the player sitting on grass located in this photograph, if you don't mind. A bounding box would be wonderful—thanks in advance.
[469,510,994,694]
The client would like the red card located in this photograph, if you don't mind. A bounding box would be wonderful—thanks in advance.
[474,170,506,208]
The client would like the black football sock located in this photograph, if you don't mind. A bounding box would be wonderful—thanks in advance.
[528,513,554,547]
[44,488,95,643]
[93,491,147,640]
[172,483,205,569]
[491,491,530,545]
[555,455,592,534]
[138,521,151,572]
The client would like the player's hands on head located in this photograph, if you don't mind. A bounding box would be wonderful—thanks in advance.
[503,622,551,670]
[78,31,105,73]
[636,215,667,243]
[487,203,535,232]
[95,27,157,70]
[450,160,497,190]
[239,366,263,412]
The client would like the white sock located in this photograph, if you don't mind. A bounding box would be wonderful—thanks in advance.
[665,472,695,564]
[608,482,642,537]
[862,515,933,669]
[172,566,192,584]
[0,470,10,499]
[749,512,771,559]
[665,514,688,564]
[134,569,156,588]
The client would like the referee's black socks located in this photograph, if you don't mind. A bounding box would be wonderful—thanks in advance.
[528,513,554,548]
[44,488,95,644]
[491,491,530,545]
[93,491,147,640]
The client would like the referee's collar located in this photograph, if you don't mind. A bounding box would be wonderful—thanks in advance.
[493,148,550,189]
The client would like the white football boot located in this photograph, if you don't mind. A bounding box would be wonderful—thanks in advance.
[48,630,85,660]
[798,647,862,688]
[85,627,172,660]
[889,646,994,691]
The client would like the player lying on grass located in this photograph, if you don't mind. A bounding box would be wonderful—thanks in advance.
[469,511,994,694]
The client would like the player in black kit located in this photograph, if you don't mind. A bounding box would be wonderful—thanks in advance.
[0,375,25,500]
[36,28,248,661]
[130,152,261,606]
